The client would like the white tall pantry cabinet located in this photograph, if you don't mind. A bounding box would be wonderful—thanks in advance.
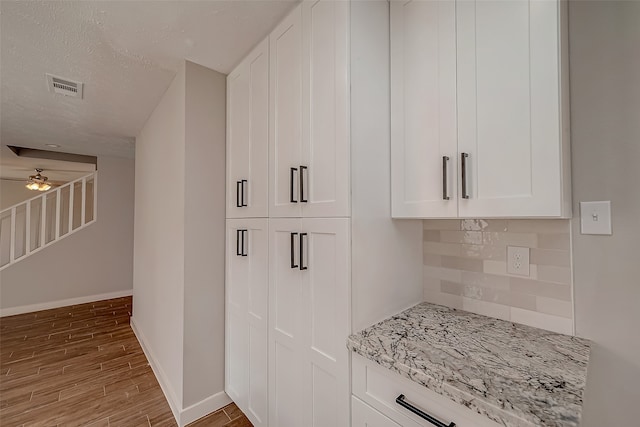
[225,1,425,427]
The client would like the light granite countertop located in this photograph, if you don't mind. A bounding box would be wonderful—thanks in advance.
[347,302,591,427]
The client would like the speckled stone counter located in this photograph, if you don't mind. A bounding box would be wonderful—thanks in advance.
[347,302,591,427]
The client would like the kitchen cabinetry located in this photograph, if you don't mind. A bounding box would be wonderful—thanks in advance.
[226,40,269,218]
[391,0,571,219]
[390,0,457,218]
[352,354,502,427]
[225,219,269,427]
[353,396,401,427]
[269,1,350,219]
[226,2,425,426]
[268,217,350,427]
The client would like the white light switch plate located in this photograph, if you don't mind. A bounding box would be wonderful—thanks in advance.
[580,201,612,235]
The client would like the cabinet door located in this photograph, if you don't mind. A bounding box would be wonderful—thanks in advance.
[225,219,269,427]
[269,7,304,218]
[269,218,304,427]
[300,0,350,218]
[227,40,269,218]
[390,0,457,218]
[352,397,402,427]
[300,218,350,427]
[269,218,350,427]
[456,0,567,217]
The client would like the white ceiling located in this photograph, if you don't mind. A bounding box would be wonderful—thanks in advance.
[0,0,298,159]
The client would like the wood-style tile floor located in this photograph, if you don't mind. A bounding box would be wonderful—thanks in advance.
[0,296,252,427]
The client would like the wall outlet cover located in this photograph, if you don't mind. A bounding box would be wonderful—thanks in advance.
[580,201,612,235]
[507,246,530,276]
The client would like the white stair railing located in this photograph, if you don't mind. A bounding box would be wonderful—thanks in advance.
[0,172,97,271]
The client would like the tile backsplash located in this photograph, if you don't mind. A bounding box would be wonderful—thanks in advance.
[423,219,574,335]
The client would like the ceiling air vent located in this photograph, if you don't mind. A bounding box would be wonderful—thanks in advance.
[46,74,84,99]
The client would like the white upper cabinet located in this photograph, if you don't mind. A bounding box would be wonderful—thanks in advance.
[301,0,350,218]
[227,40,269,218]
[391,0,457,218]
[270,8,304,218]
[270,1,350,218]
[456,0,570,218]
[391,0,571,219]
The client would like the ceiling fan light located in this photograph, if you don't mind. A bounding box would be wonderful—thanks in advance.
[25,168,52,191]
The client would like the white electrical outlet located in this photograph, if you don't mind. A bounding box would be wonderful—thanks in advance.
[507,246,530,276]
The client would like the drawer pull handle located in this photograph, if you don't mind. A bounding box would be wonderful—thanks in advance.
[241,179,248,207]
[395,394,456,427]
[461,152,470,199]
[442,156,450,200]
[241,229,248,257]
[290,232,299,269]
[290,168,298,203]
[299,165,308,203]
[299,232,308,271]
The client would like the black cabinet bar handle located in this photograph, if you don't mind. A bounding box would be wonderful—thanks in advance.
[290,232,299,269]
[290,168,298,203]
[299,232,308,271]
[300,165,308,203]
[236,229,241,256]
[241,180,248,207]
[461,152,470,199]
[396,395,456,427]
[236,181,242,207]
[241,229,248,257]
[442,156,450,200]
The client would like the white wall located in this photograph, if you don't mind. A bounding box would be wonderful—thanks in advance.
[182,61,226,408]
[133,60,227,424]
[0,179,37,210]
[569,2,640,425]
[0,155,135,311]
[350,1,423,333]
[133,64,186,409]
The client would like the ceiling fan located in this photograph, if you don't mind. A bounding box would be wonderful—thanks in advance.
[1,168,78,191]
[25,169,53,191]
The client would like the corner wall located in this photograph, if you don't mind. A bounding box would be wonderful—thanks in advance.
[133,60,228,425]
[0,155,135,314]
[182,61,227,411]
[350,0,423,333]
[133,64,187,411]
[568,2,640,425]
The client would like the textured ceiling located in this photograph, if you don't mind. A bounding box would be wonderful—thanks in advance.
[0,0,297,159]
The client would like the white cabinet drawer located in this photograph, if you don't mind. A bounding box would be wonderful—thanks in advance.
[352,396,401,427]
[352,354,502,427]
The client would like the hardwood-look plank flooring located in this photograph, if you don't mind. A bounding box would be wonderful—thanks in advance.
[0,296,252,427]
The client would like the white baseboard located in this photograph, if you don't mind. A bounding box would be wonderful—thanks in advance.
[130,317,230,426]
[0,289,133,317]
[180,390,232,426]
[130,318,181,423]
